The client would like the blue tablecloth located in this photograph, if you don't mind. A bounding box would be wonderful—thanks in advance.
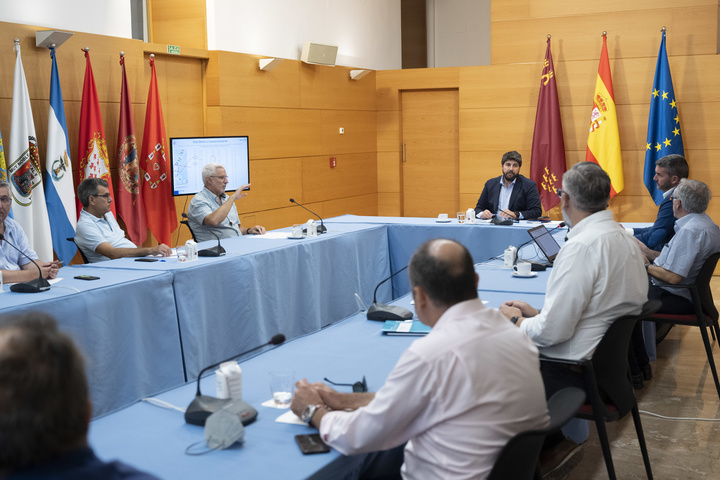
[0,266,184,417]
[90,290,547,479]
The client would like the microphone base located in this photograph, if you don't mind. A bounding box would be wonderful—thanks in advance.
[198,245,226,257]
[491,216,514,226]
[366,303,414,322]
[302,225,327,234]
[10,277,51,293]
[185,395,258,426]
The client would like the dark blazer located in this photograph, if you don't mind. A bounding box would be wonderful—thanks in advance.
[474,174,542,220]
[634,190,676,251]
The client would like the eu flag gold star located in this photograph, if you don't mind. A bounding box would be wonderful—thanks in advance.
[664,138,672,147]
[652,89,660,98]
[673,127,680,136]
[646,143,651,150]
[674,115,680,123]
[655,143,662,151]
[670,99,677,109]
[662,91,669,100]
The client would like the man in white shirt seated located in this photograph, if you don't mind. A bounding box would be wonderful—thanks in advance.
[291,238,550,480]
[0,180,60,282]
[74,178,171,262]
[500,162,648,478]
[187,163,265,242]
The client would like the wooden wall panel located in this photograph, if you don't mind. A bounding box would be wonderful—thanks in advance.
[213,107,323,159]
[151,55,205,138]
[460,107,536,153]
[377,111,400,152]
[492,6,719,64]
[302,153,377,205]
[378,192,401,216]
[148,0,207,49]
[300,64,376,111]
[207,51,302,108]
[377,152,401,193]
[322,194,378,218]
[235,158,303,213]
[376,68,459,111]
[320,110,376,155]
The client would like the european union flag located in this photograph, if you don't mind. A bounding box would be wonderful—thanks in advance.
[644,30,684,205]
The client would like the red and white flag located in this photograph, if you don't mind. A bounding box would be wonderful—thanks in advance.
[141,55,177,245]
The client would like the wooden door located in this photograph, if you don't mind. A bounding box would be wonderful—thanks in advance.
[401,89,459,217]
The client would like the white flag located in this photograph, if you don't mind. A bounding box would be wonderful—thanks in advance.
[8,41,52,260]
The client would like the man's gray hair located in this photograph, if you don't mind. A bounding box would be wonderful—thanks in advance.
[77,178,109,207]
[561,162,611,213]
[656,154,689,180]
[202,163,224,184]
[0,180,10,192]
[674,178,711,214]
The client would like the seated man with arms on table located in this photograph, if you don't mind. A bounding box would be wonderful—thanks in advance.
[0,311,158,479]
[291,238,549,480]
[187,163,265,242]
[639,178,720,337]
[74,178,171,263]
[0,180,60,282]
[474,150,542,221]
[626,154,688,251]
[500,162,648,478]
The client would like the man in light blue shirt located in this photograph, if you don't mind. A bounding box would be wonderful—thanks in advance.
[187,163,265,242]
[74,178,171,263]
[0,181,60,282]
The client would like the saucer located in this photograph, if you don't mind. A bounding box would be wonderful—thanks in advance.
[435,219,452,223]
[512,271,537,278]
[287,235,305,240]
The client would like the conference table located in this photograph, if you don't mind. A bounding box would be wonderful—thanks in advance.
[0,266,185,417]
[89,289,549,480]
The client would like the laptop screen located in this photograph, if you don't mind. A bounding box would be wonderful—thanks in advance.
[527,225,562,262]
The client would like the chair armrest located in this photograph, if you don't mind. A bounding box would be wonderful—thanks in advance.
[539,355,589,368]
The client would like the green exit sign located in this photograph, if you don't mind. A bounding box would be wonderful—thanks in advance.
[167,45,181,55]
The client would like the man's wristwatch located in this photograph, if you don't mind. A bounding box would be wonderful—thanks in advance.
[300,404,324,426]
[510,316,520,325]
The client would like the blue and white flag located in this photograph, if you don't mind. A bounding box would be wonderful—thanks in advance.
[45,48,77,265]
[8,41,52,259]
[644,30,684,205]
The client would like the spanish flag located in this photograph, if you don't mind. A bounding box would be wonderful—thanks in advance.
[586,33,623,197]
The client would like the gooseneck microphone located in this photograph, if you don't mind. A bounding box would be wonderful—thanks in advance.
[289,198,327,234]
[366,265,414,321]
[185,334,286,427]
[181,213,226,257]
[0,233,51,293]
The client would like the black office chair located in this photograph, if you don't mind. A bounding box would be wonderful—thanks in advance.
[67,237,90,264]
[647,252,720,400]
[540,300,661,480]
[180,213,198,242]
[488,386,586,480]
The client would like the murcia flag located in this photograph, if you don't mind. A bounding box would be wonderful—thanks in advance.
[116,53,147,245]
[77,49,116,216]
[141,55,177,245]
[45,48,77,265]
[530,36,566,212]
[586,33,624,197]
[8,40,53,259]
[644,30,684,205]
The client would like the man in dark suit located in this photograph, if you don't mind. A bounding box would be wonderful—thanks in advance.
[474,151,542,220]
[627,154,688,251]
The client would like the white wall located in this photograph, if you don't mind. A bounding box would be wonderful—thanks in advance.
[207,0,402,70]
[427,0,490,68]
[0,0,132,39]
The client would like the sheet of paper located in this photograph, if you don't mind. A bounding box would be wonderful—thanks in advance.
[274,409,306,425]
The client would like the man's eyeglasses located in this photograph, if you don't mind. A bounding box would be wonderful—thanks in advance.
[0,196,11,204]
[324,376,368,393]
[210,175,229,181]
[557,189,564,198]
[92,193,111,199]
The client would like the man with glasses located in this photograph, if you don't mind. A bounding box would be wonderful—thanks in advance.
[187,163,265,242]
[0,181,60,281]
[75,178,171,262]
[291,238,549,479]
[500,162,647,478]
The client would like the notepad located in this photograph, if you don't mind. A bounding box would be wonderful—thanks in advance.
[382,320,431,336]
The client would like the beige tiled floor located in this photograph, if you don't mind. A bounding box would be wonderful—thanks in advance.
[567,279,720,479]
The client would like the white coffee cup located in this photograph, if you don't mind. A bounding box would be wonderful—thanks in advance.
[513,262,532,276]
[438,213,448,220]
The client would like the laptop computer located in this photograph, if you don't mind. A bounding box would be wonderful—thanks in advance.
[526,225,562,265]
